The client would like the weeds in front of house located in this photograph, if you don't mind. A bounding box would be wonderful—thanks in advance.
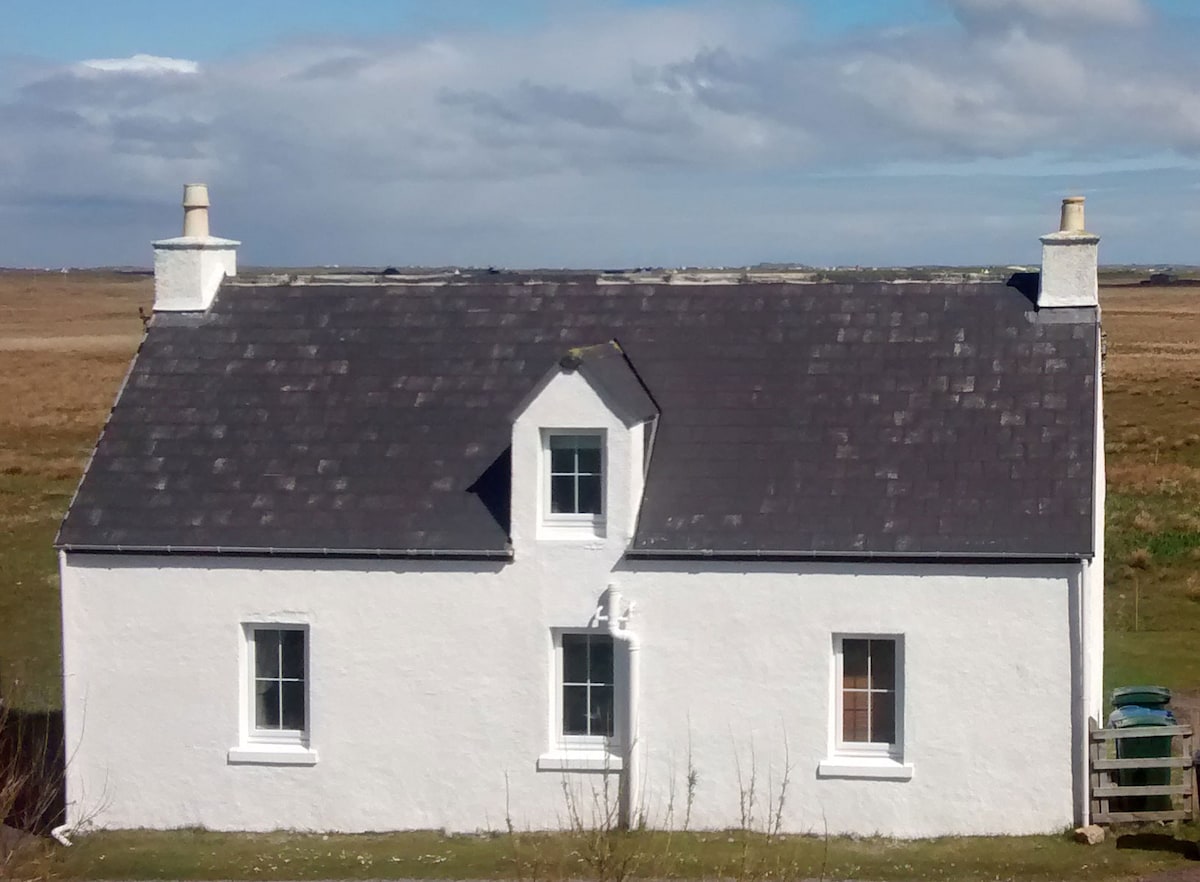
[26,825,1200,881]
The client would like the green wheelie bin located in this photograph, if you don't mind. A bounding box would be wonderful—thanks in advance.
[1109,686,1175,812]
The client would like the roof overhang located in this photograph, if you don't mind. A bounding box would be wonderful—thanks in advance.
[625,548,1089,564]
[57,544,513,560]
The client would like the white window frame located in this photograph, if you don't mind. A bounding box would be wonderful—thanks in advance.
[540,429,607,536]
[228,623,318,766]
[539,629,623,772]
[833,634,904,760]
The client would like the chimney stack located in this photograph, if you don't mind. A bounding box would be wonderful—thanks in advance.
[152,183,239,312]
[1038,196,1099,308]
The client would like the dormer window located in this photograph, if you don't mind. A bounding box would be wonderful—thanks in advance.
[542,430,606,536]
[549,434,603,515]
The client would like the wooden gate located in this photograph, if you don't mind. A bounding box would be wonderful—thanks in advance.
[1089,718,1196,824]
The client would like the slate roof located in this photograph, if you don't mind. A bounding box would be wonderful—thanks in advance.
[57,278,1099,558]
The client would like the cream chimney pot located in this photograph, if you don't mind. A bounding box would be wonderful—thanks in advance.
[1059,195,1086,233]
[182,183,211,238]
[1038,196,1099,309]
[152,184,239,312]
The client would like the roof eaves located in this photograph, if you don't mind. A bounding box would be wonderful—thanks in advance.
[57,543,514,561]
[625,548,1090,564]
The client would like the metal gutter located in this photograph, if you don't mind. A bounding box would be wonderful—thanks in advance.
[57,544,513,560]
[625,548,1088,564]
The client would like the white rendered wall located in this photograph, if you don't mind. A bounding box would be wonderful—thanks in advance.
[152,238,238,312]
[1039,233,1100,308]
[61,549,1082,837]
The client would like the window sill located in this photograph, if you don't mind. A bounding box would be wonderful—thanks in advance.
[538,521,607,542]
[537,750,624,772]
[817,756,913,780]
[227,744,319,766]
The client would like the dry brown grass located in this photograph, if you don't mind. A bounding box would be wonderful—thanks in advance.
[0,271,150,709]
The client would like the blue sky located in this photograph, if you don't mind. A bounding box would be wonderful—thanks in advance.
[4,0,1200,266]
[3,1,950,61]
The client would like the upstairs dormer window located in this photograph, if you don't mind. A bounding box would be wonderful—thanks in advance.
[550,434,603,515]
[542,431,606,535]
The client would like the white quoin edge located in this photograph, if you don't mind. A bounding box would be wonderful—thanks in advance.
[1038,197,1099,309]
[152,184,239,312]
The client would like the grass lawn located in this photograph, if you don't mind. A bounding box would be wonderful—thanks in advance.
[8,827,1200,882]
[1101,287,1200,709]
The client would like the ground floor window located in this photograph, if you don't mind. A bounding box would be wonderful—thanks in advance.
[559,632,615,741]
[248,625,308,741]
[836,635,902,755]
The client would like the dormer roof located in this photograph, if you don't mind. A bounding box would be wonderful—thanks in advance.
[512,340,659,427]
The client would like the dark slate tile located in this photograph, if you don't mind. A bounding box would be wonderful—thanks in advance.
[58,280,1098,556]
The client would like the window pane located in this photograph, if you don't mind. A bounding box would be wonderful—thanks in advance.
[843,707,869,742]
[871,640,896,691]
[576,447,601,474]
[562,635,588,683]
[255,680,281,729]
[550,446,576,474]
[550,475,575,513]
[281,630,305,680]
[590,637,614,685]
[281,681,306,730]
[590,685,615,737]
[563,685,589,735]
[872,692,896,745]
[577,474,602,514]
[255,630,280,678]
[843,639,868,689]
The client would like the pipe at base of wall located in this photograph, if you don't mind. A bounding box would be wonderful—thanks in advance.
[601,586,641,829]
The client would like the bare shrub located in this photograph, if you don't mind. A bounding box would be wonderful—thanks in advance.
[560,771,642,882]
[0,697,66,879]
[1128,548,1153,569]
[1132,510,1159,532]
[731,728,799,881]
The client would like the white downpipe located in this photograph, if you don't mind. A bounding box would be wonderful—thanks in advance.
[51,824,73,846]
[1079,321,1107,826]
[601,586,640,828]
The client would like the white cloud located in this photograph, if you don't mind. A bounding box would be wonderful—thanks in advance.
[2,2,1200,267]
[947,0,1150,29]
[78,54,200,75]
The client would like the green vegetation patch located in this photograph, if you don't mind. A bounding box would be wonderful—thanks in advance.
[14,828,1200,882]
[1145,531,1200,560]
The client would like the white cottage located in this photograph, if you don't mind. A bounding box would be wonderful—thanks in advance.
[57,187,1105,837]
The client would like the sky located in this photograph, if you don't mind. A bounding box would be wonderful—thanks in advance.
[4,0,1200,268]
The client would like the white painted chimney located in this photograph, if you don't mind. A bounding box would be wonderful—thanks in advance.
[1038,196,1099,308]
[152,183,239,312]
